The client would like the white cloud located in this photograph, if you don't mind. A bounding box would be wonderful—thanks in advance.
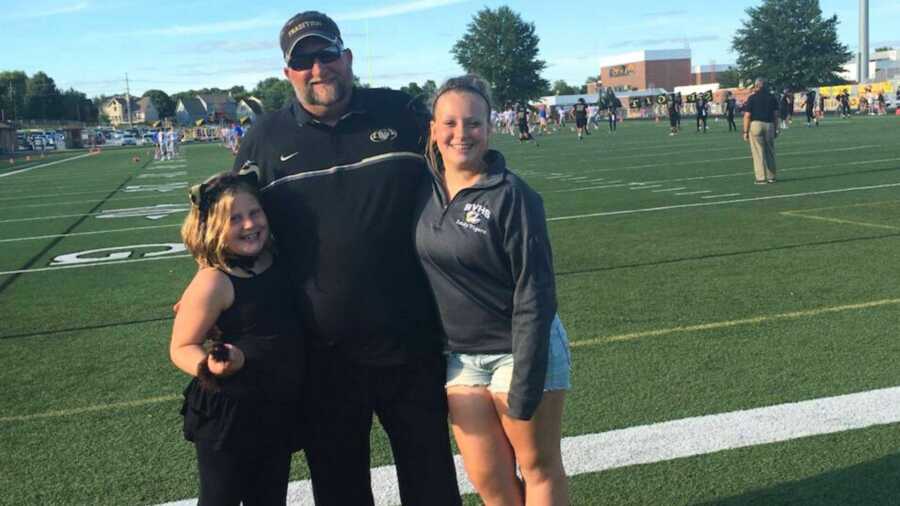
[127,15,279,37]
[12,0,89,19]
[333,0,470,21]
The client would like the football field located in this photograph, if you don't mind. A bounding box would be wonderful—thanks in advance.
[2,115,899,505]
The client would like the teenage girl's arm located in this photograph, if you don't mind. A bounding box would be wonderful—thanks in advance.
[169,267,245,377]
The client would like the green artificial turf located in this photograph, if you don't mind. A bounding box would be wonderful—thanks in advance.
[2,117,899,505]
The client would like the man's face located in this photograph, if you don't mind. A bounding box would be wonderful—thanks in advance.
[283,38,353,116]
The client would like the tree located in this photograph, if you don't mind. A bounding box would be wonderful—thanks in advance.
[399,82,423,98]
[61,88,96,122]
[874,46,893,52]
[717,68,742,88]
[25,71,64,119]
[550,80,579,96]
[251,77,294,112]
[399,80,437,100]
[143,89,175,118]
[0,71,28,121]
[732,0,850,90]
[451,6,548,104]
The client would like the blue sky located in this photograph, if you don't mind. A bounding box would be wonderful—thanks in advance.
[6,0,899,98]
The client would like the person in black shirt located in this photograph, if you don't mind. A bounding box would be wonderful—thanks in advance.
[779,90,792,129]
[172,171,303,506]
[695,97,709,133]
[573,98,589,141]
[233,11,460,506]
[515,101,540,146]
[802,89,817,127]
[667,93,680,136]
[743,78,780,184]
[724,92,738,132]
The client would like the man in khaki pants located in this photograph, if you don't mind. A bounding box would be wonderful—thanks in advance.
[742,78,780,184]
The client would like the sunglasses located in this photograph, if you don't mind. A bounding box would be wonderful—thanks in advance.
[287,44,344,71]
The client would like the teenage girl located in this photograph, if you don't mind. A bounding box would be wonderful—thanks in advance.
[417,75,571,506]
[170,169,303,506]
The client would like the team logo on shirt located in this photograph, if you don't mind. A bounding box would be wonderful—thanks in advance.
[369,128,398,143]
[456,203,491,234]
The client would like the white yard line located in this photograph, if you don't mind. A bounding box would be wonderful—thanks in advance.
[629,184,662,190]
[547,182,900,221]
[576,145,881,174]
[675,190,712,195]
[546,156,900,194]
[0,224,181,243]
[0,254,191,276]
[156,386,900,506]
[701,193,741,199]
[651,187,687,193]
[0,194,179,210]
[0,153,94,178]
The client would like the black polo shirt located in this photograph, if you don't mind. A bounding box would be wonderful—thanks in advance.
[744,91,779,123]
[233,88,442,366]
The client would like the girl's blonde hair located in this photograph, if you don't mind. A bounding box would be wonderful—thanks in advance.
[425,74,494,172]
[181,172,268,270]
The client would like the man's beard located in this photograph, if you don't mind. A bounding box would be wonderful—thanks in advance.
[301,74,352,107]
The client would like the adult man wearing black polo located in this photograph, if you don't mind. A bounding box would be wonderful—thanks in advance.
[742,78,780,184]
[233,11,460,506]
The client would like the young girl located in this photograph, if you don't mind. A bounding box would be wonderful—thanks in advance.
[416,75,571,505]
[170,169,303,506]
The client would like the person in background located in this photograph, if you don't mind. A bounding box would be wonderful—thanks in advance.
[743,78,780,185]
[724,92,738,132]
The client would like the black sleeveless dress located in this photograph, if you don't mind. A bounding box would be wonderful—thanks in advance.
[180,259,304,452]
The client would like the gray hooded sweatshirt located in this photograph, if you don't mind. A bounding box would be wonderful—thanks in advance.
[414,150,557,420]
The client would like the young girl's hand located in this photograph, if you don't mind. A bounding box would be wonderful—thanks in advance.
[206,343,245,377]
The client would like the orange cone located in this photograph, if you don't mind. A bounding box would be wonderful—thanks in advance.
[26,155,31,161]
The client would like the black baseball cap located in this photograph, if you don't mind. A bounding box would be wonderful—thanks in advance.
[279,11,342,63]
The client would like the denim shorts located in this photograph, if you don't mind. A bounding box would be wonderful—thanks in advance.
[445,314,572,392]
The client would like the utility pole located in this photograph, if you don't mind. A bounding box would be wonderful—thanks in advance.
[859,0,869,83]
[125,73,133,128]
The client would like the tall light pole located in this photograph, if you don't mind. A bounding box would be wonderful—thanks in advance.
[859,0,869,83]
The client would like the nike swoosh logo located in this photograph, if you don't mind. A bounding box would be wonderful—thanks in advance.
[280,152,299,162]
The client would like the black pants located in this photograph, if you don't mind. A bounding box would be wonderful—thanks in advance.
[196,441,291,506]
[697,116,707,131]
[303,348,461,506]
[608,114,616,131]
[727,113,737,131]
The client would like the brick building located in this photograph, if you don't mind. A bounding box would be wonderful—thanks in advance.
[599,49,692,91]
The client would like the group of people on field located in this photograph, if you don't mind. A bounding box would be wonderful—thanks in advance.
[169,10,571,506]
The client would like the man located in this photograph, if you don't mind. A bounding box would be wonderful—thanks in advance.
[515,101,539,145]
[695,97,709,133]
[724,92,738,132]
[742,78,780,184]
[573,98,588,142]
[667,93,680,136]
[802,89,817,127]
[233,11,460,506]
[779,89,792,129]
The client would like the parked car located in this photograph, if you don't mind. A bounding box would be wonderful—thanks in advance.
[121,134,138,146]
[16,134,33,151]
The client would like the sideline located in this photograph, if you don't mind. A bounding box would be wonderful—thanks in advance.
[156,386,900,506]
[571,298,900,346]
[547,182,900,221]
[0,153,94,178]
